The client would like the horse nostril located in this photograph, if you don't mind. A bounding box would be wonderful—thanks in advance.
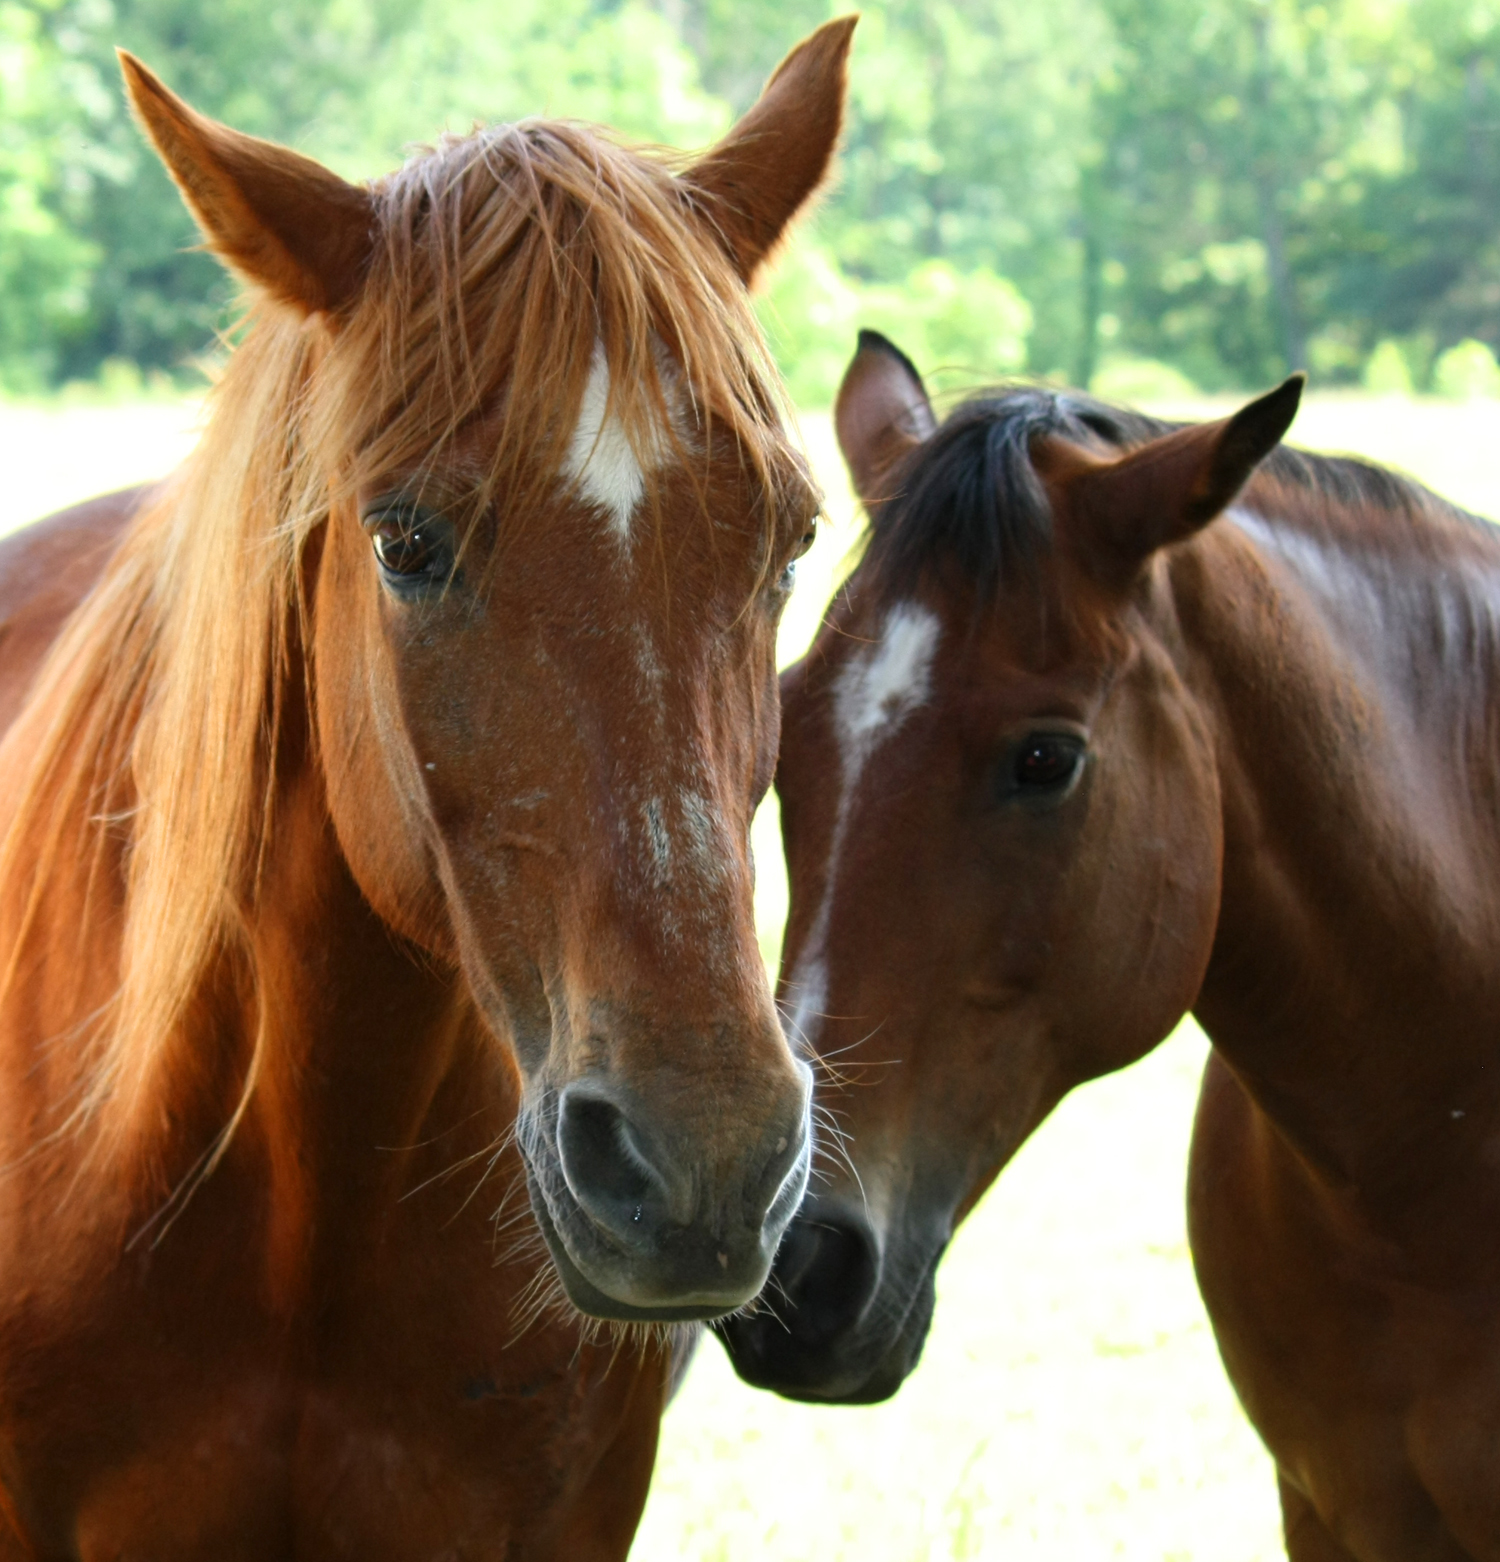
[773,1213,880,1347]
[556,1086,677,1242]
[743,1061,813,1233]
[747,1115,810,1232]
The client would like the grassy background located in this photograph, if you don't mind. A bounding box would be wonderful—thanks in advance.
[8,390,1500,1560]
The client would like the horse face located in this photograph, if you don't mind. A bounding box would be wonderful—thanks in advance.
[719,334,1298,1396]
[717,570,1222,1395]
[312,396,821,1321]
[119,21,856,1323]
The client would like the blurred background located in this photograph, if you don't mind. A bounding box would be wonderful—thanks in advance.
[8,0,1500,400]
[9,2,1500,1558]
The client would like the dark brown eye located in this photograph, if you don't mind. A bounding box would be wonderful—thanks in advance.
[1011,734,1085,793]
[367,507,456,585]
[372,522,432,574]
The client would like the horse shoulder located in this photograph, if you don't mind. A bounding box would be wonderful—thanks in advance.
[1189,1050,1500,1558]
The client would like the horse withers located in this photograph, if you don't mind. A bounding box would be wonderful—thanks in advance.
[720,330,1500,1560]
[0,24,852,1557]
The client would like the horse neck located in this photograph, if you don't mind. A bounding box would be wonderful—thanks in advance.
[1168,478,1500,1202]
[226,686,508,1307]
[14,646,517,1311]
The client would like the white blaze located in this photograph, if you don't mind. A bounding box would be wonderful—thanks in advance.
[834,603,943,782]
[563,343,652,540]
[784,602,942,1048]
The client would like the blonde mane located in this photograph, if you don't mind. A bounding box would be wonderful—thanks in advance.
[0,118,798,1186]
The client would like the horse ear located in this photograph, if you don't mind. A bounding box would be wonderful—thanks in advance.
[835,330,937,509]
[1067,375,1305,576]
[118,50,374,318]
[684,17,856,284]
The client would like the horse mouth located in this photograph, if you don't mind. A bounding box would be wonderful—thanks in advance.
[522,1166,747,1324]
[716,1314,917,1403]
[716,1239,943,1402]
[508,1075,813,1323]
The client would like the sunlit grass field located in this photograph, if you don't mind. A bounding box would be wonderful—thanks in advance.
[9,388,1500,1560]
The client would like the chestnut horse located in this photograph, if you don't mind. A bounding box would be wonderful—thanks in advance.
[0,25,853,1557]
[721,329,1500,1559]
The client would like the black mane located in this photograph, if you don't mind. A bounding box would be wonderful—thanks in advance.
[863,384,1455,598]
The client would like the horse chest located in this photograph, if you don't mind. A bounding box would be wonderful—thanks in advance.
[54,1395,599,1561]
[0,1242,658,1560]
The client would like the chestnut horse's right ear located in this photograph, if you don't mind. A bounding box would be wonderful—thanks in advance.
[684,17,856,284]
[1067,375,1304,579]
[118,51,374,318]
[834,330,937,508]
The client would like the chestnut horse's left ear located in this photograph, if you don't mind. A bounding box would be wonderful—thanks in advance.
[684,16,857,284]
[118,50,374,318]
[1068,374,1305,578]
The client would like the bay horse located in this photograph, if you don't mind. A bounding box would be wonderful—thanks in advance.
[720,329,1500,1560]
[0,24,853,1557]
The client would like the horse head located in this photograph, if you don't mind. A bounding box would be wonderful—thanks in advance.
[115,20,855,1323]
[719,331,1301,1394]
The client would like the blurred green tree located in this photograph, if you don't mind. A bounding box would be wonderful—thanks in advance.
[0,0,100,387]
[1318,0,1500,382]
[669,0,1109,382]
[18,0,728,382]
[12,0,1500,397]
[757,244,1031,405]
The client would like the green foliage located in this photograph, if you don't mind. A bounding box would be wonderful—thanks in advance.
[856,260,1032,384]
[820,0,1105,380]
[12,0,1500,398]
[1432,339,1500,399]
[323,0,729,177]
[1362,339,1415,395]
[12,0,730,385]
[1091,356,1200,403]
[0,1,99,388]
[755,244,861,411]
[28,0,403,380]
[758,246,1030,406]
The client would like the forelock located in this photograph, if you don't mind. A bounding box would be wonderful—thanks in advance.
[861,382,1468,608]
[863,386,1168,602]
[308,118,799,559]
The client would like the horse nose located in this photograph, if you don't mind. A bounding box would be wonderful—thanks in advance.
[716,1204,928,1402]
[556,1085,688,1241]
[769,1208,880,1347]
[555,1075,812,1257]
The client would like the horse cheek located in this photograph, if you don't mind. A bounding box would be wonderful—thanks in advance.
[1103,706,1220,1064]
[313,522,451,958]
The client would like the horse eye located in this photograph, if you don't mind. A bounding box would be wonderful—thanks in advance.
[1011,734,1085,793]
[777,526,818,594]
[369,510,454,583]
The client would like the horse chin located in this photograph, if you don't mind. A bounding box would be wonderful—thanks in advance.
[524,1176,747,1324]
[779,1357,913,1406]
[715,1252,941,1404]
[718,1326,922,1403]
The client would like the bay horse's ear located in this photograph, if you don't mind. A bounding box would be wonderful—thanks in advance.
[1067,375,1305,578]
[835,330,937,509]
[118,51,374,318]
[684,17,857,284]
